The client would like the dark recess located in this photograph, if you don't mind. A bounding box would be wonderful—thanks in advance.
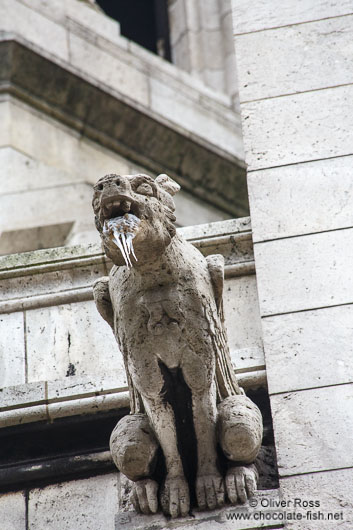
[96,0,171,61]
[0,388,278,493]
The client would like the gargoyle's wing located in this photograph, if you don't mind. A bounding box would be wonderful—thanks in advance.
[93,276,114,330]
[206,254,241,400]
[206,254,225,317]
[93,276,144,414]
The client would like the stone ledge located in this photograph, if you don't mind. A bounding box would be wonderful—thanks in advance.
[0,218,255,313]
[116,489,282,530]
[0,370,266,428]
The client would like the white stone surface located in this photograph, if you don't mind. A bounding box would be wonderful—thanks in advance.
[1,0,243,157]
[241,85,353,171]
[235,15,353,102]
[0,404,47,427]
[0,262,104,304]
[18,0,121,44]
[263,304,353,394]
[248,156,353,242]
[149,75,243,158]
[0,491,26,530]
[271,383,353,475]
[0,97,11,146]
[0,97,130,187]
[175,190,229,227]
[48,391,127,420]
[28,473,119,530]
[254,227,353,316]
[68,33,150,107]
[47,373,127,401]
[0,147,84,195]
[0,182,93,232]
[0,381,45,409]
[232,0,353,35]
[0,0,69,61]
[0,312,25,388]
[281,468,353,529]
[224,276,264,371]
[26,300,124,382]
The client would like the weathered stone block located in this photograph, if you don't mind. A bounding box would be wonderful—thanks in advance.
[0,312,25,388]
[0,0,69,60]
[0,147,80,195]
[235,15,353,102]
[254,228,353,316]
[26,300,123,382]
[248,156,353,242]
[28,473,119,530]
[0,182,93,233]
[271,384,353,475]
[0,491,26,529]
[241,85,353,171]
[149,76,243,158]
[3,97,131,182]
[0,381,45,409]
[232,0,353,35]
[281,468,353,529]
[224,276,264,371]
[263,304,353,394]
[68,33,150,107]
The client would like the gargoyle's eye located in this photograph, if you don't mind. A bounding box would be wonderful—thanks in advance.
[97,183,103,191]
[136,183,153,196]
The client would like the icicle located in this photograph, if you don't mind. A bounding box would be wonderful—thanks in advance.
[103,214,140,268]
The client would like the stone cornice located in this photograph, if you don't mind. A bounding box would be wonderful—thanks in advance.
[0,38,248,216]
[0,218,255,313]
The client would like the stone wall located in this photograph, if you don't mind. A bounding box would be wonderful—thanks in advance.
[0,218,278,528]
[0,219,263,429]
[232,1,353,527]
[168,0,239,104]
[0,0,246,254]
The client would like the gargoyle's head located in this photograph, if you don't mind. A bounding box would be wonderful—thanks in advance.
[92,173,180,267]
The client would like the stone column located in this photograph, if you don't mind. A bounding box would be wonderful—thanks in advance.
[231,1,353,526]
[168,0,239,104]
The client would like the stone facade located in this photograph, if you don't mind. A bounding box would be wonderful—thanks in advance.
[232,0,353,527]
[0,0,246,255]
[0,219,274,529]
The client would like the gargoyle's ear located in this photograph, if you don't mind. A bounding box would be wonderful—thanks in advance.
[155,174,180,196]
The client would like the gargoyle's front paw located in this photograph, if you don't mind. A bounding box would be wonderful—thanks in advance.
[160,475,190,518]
[196,472,225,511]
[225,464,258,505]
[131,478,159,514]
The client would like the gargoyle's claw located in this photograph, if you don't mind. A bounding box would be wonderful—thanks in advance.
[196,473,225,511]
[132,479,158,514]
[160,475,190,518]
[225,464,258,505]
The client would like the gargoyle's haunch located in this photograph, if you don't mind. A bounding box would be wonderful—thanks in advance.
[92,173,263,517]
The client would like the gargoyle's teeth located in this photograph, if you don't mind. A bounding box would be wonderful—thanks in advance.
[121,200,131,213]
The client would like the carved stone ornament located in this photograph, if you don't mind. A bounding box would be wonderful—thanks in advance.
[92,173,263,518]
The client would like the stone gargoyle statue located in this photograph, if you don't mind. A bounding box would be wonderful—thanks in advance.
[92,173,263,518]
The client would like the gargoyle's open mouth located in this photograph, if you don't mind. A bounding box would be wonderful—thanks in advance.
[100,198,141,268]
[100,198,140,224]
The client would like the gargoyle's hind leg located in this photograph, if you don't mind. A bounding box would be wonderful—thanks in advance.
[142,394,190,518]
[110,414,159,514]
[182,352,225,511]
[217,395,263,504]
